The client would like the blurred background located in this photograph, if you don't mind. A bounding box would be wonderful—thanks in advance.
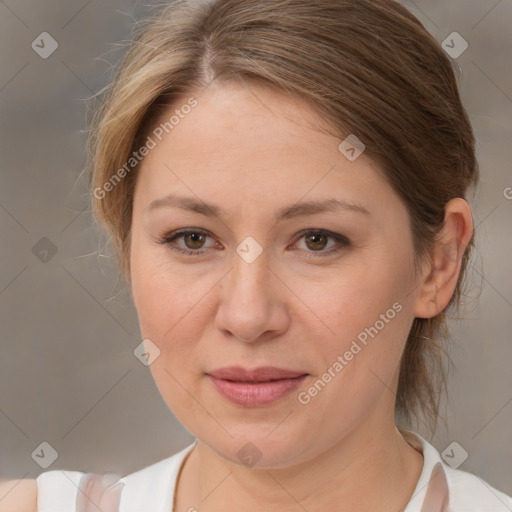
[0,0,511,497]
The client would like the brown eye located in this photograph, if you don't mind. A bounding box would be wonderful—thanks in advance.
[158,229,216,255]
[304,232,328,251]
[293,229,350,258]
[159,228,349,258]
[183,232,207,250]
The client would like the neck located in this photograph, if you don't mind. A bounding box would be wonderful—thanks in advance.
[174,415,423,512]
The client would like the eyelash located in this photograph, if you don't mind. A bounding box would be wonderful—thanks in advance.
[156,228,350,258]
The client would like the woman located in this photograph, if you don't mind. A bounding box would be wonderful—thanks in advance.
[2,0,510,510]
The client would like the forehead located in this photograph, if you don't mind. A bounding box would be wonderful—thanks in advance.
[151,82,336,164]
[134,82,401,220]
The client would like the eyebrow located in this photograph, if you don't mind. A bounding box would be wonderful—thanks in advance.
[145,193,370,221]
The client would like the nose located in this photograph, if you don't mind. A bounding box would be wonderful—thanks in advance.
[214,248,289,343]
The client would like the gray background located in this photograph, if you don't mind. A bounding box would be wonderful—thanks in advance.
[0,0,511,498]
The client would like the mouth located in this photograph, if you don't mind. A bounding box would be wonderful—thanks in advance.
[206,366,308,407]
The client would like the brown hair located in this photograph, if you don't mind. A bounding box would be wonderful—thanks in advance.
[87,0,478,429]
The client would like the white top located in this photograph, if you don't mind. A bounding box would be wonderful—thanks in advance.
[36,429,512,511]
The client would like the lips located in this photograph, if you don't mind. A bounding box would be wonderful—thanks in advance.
[206,366,308,407]
[207,366,307,382]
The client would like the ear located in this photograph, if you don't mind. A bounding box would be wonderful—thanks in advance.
[413,198,474,319]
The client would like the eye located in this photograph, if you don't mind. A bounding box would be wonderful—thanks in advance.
[157,228,217,255]
[291,229,350,258]
[156,228,350,257]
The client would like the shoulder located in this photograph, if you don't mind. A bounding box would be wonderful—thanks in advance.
[444,465,512,510]
[36,469,124,511]
[0,479,37,512]
[32,442,196,512]
[36,469,87,508]
[118,441,196,508]
[398,428,512,511]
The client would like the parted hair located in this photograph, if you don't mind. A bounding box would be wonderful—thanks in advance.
[87,0,478,430]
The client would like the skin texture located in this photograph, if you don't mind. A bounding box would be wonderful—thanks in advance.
[129,81,473,511]
[0,479,37,511]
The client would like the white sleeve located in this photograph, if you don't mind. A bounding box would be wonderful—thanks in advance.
[36,470,124,512]
[36,470,84,512]
[76,472,124,511]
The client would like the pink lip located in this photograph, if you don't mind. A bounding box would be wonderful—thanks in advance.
[207,366,308,407]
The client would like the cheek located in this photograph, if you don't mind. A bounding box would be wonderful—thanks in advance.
[132,266,201,342]
[130,241,219,368]
[131,240,183,342]
[303,256,411,343]
[299,252,415,402]
[130,247,207,419]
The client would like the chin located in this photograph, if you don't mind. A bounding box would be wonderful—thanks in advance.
[196,423,315,470]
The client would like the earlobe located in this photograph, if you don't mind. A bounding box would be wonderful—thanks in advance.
[413,198,474,319]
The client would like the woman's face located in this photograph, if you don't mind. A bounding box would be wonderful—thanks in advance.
[130,82,425,468]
